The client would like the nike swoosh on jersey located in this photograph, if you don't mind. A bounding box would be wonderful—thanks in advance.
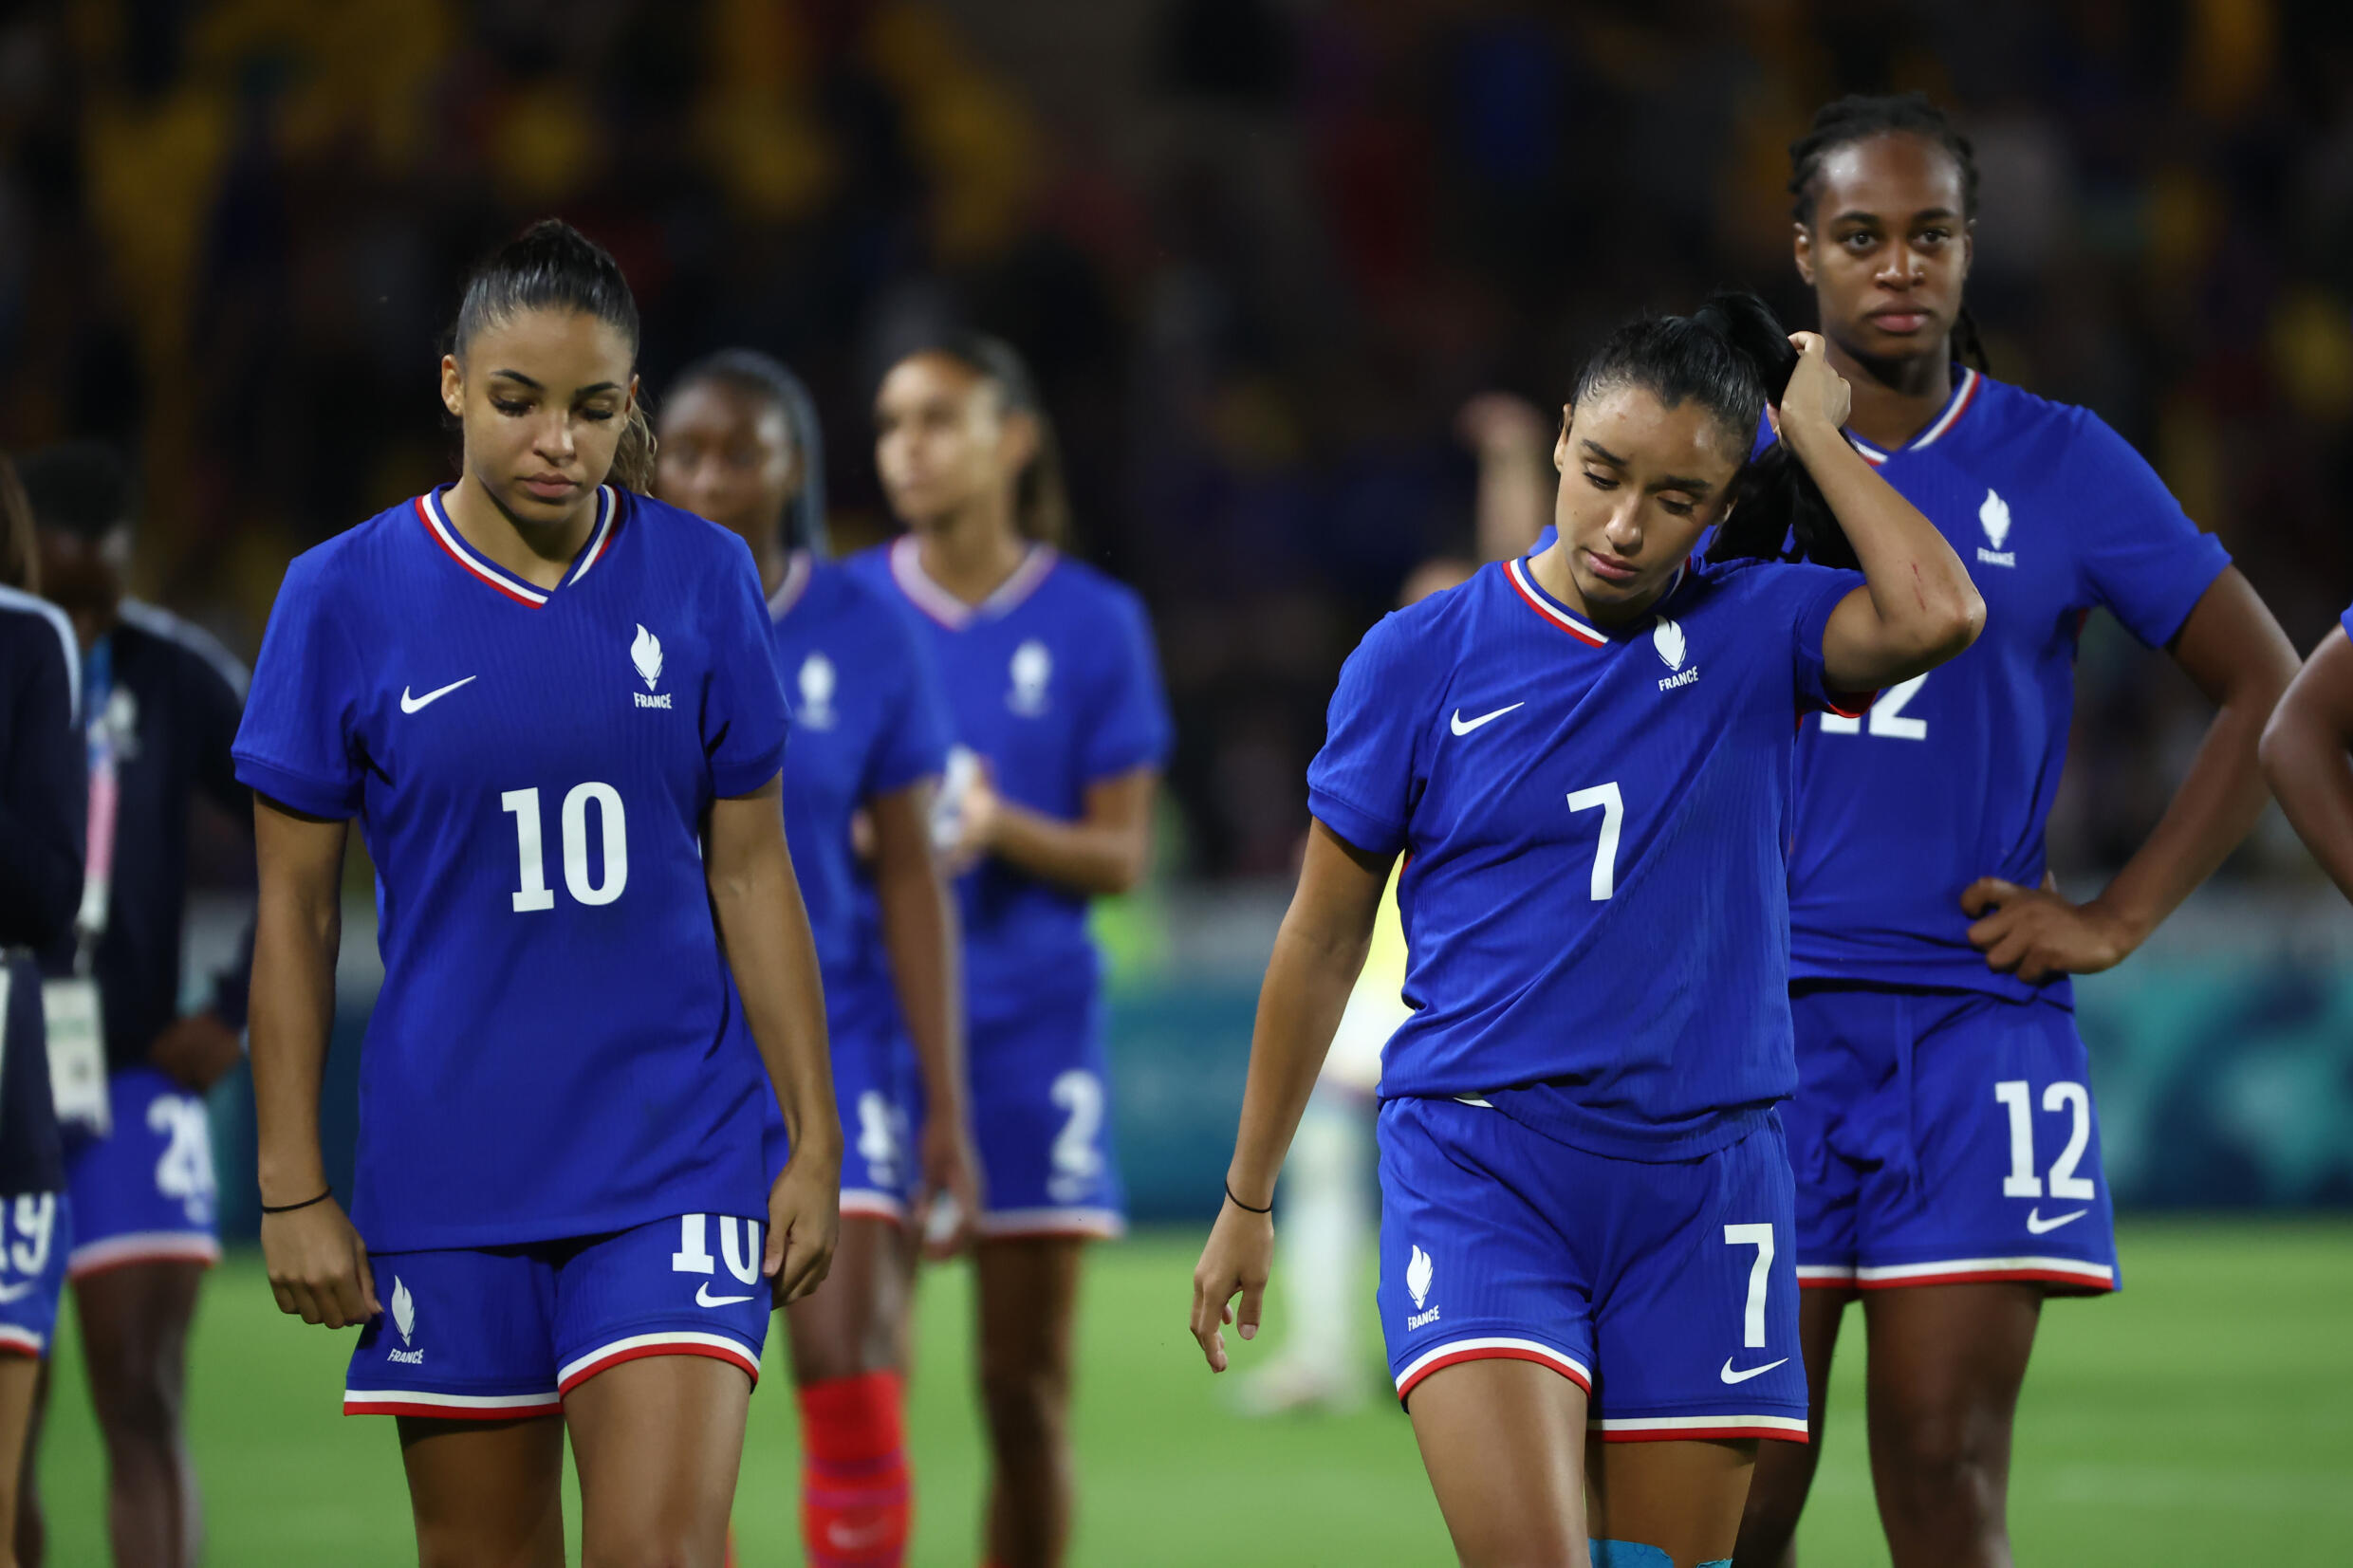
[695,1282,755,1308]
[2026,1207,2089,1234]
[1450,702,1526,736]
[399,675,478,714]
[0,1282,35,1304]
[1719,1356,1789,1384]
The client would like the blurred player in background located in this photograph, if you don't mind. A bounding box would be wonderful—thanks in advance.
[657,347,975,1568]
[2260,610,2353,896]
[0,455,83,1568]
[235,221,840,1566]
[1196,295,1985,1568]
[16,443,251,1568]
[1235,392,1551,1416]
[858,336,1172,1568]
[1734,96,2298,1568]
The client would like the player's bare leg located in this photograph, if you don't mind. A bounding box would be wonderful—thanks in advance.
[1733,1285,1854,1566]
[0,1353,39,1567]
[1405,1358,1587,1565]
[71,1262,205,1567]
[1861,1282,2041,1568]
[787,1216,910,1384]
[9,1359,45,1568]
[398,1414,565,1568]
[974,1236,1085,1568]
[787,1214,915,1564]
[1586,1433,1758,1567]
[567,1353,750,1568]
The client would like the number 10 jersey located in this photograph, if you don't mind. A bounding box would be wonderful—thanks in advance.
[233,487,792,1252]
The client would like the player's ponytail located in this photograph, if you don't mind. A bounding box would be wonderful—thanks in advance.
[1692,292,1858,571]
[669,348,829,555]
[918,333,1070,547]
[611,398,658,495]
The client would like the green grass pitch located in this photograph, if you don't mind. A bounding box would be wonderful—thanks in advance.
[26,1219,2351,1563]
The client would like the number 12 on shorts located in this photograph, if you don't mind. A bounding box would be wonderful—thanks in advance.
[1993,1079,2095,1201]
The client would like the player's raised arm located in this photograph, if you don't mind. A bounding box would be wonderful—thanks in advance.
[1191,821,1391,1373]
[1780,332,1987,692]
[249,795,376,1329]
[2262,622,2353,900]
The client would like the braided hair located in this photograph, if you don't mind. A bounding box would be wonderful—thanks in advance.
[1788,92,1992,375]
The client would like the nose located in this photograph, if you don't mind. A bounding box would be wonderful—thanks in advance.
[1876,248,1920,289]
[535,412,578,463]
[1604,496,1643,554]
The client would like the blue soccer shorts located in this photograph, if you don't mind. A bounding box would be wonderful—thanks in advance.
[1787,983,2119,1296]
[63,1065,221,1280]
[963,987,1123,1242]
[1377,1096,1806,1443]
[0,1193,72,1358]
[765,1009,919,1226]
[343,1212,771,1419]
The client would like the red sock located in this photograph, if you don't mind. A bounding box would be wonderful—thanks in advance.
[801,1371,911,1567]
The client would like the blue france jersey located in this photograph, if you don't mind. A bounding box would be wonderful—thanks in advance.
[1310,553,1862,1160]
[849,539,1173,1024]
[767,552,952,1025]
[1787,370,2231,1005]
[233,487,792,1251]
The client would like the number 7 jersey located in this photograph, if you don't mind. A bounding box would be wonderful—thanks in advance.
[232,487,792,1252]
[1309,552,1863,1160]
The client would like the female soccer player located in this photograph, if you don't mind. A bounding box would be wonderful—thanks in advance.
[235,221,841,1567]
[1194,294,1986,1568]
[855,335,1172,1568]
[2261,612,2353,898]
[1733,96,2298,1568]
[657,348,974,1566]
[1,453,82,1568]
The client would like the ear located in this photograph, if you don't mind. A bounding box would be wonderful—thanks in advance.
[440,354,465,420]
[1553,404,1572,472]
[1792,222,1816,287]
[997,406,1042,474]
[1960,217,1975,283]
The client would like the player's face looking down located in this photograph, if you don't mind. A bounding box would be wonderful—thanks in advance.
[657,378,801,556]
[35,522,131,650]
[1794,131,1973,372]
[873,352,1039,534]
[1546,385,1742,622]
[439,306,638,534]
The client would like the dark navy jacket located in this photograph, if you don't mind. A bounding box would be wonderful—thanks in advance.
[0,585,83,1196]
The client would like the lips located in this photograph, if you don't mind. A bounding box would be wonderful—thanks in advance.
[520,475,578,501]
[1584,548,1640,585]
[1867,310,1929,333]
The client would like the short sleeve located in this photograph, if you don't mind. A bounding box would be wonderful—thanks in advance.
[2066,413,2231,648]
[1778,563,1871,717]
[864,606,954,799]
[2340,602,2353,643]
[1077,587,1174,783]
[1306,613,1423,858]
[233,551,368,819]
[702,540,791,799]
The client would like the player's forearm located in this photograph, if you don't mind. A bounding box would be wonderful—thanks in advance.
[250,883,341,1202]
[2102,671,2285,943]
[1787,411,1983,679]
[714,845,843,1163]
[2261,689,2353,900]
[1226,911,1373,1208]
[874,830,969,1130]
[988,799,1150,896]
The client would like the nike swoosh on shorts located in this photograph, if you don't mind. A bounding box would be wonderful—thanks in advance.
[2026,1207,2089,1234]
[1719,1356,1789,1384]
[695,1282,755,1308]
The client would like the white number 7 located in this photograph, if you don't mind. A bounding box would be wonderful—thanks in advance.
[1724,1223,1774,1349]
[1566,782,1623,901]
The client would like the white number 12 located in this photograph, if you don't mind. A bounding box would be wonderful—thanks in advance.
[1820,672,1929,740]
[1566,782,1623,901]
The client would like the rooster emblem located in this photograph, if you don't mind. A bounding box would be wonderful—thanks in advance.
[631,624,663,691]
[1407,1245,1435,1311]
[1980,489,2011,550]
[391,1277,416,1346]
[1653,616,1687,671]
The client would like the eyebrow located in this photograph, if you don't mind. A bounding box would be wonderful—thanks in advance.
[1829,206,1958,226]
[1582,439,1715,495]
[489,370,623,397]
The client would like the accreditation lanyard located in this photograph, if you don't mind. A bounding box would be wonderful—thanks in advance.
[74,636,119,971]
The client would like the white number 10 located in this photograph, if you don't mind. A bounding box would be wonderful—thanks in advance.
[1566,782,1623,901]
[502,783,628,912]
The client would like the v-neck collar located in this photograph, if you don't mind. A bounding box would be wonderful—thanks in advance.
[1505,553,1688,648]
[768,549,814,622]
[416,484,621,607]
[888,534,1056,630]
[1844,366,1981,468]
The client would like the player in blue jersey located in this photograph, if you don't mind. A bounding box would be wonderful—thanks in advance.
[658,347,973,1568]
[1732,98,2300,1568]
[236,222,842,1566]
[1,456,83,1566]
[1193,293,1986,1568]
[2264,606,2353,897]
[856,336,1171,1568]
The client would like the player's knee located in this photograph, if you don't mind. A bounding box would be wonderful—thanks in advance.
[87,1364,179,1451]
[1877,1403,2003,1509]
[578,1527,712,1568]
[976,1362,1068,1451]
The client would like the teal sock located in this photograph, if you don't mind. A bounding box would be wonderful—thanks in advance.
[1588,1544,1674,1568]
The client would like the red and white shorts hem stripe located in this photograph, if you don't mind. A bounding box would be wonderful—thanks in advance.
[342,1388,562,1420]
[67,1231,222,1281]
[0,1325,46,1358]
[975,1207,1125,1241]
[1395,1337,1592,1401]
[556,1331,761,1394]
[1799,1256,2115,1291]
[1593,1413,1809,1444]
[840,1190,909,1225]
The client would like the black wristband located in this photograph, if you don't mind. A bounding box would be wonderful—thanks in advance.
[260,1189,334,1215]
[1224,1180,1273,1215]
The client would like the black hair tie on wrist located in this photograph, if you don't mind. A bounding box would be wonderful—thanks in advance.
[260,1189,334,1215]
[1224,1181,1273,1215]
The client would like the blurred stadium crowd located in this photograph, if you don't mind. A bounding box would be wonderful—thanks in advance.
[3,0,2350,884]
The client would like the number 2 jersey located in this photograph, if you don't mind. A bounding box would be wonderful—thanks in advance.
[1308,552,1863,1160]
[232,486,792,1252]
[1787,369,2232,1006]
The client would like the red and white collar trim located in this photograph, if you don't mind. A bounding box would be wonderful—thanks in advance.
[1846,366,1980,468]
[889,534,1056,629]
[417,485,619,606]
[768,549,814,621]
[1505,554,1684,648]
